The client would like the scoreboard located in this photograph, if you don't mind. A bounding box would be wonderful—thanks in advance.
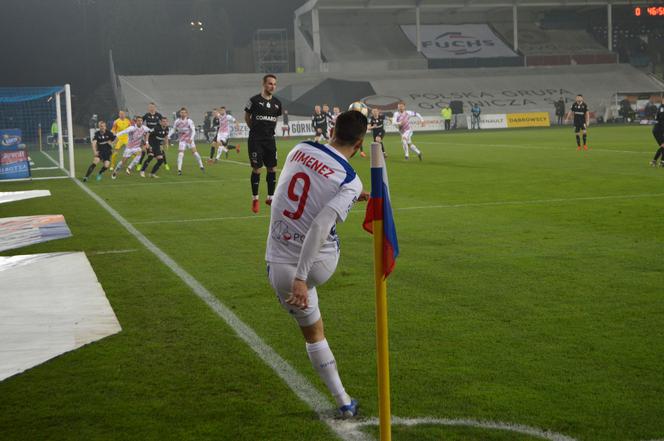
[633,5,664,17]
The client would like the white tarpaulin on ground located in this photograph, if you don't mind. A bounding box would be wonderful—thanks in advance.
[400,24,519,59]
[0,252,121,381]
[0,190,50,205]
[0,215,72,253]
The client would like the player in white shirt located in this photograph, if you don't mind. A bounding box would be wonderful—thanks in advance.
[169,107,204,176]
[112,116,151,179]
[392,101,424,161]
[211,107,240,162]
[265,111,369,419]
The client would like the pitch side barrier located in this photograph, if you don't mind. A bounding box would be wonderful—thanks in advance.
[222,112,551,140]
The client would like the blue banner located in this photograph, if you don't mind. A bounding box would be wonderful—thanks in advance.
[0,129,30,180]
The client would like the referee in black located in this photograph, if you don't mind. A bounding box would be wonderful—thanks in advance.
[565,94,590,151]
[244,74,282,214]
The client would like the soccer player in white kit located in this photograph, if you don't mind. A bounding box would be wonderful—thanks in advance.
[211,107,240,162]
[265,111,368,419]
[169,107,204,176]
[392,101,424,161]
[112,116,151,179]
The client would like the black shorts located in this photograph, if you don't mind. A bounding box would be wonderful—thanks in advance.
[97,146,112,162]
[149,143,164,157]
[248,137,277,169]
[373,129,385,141]
[574,121,586,132]
[654,126,664,146]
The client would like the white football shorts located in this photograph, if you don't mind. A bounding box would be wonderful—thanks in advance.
[215,132,230,145]
[122,146,142,158]
[178,140,196,151]
[267,255,339,327]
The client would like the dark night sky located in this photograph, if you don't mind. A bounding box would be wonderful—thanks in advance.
[1,0,304,96]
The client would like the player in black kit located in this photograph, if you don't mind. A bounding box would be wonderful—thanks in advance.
[140,116,170,178]
[649,100,664,167]
[311,105,328,143]
[565,94,590,151]
[83,120,116,182]
[368,107,387,158]
[244,74,282,214]
[138,103,163,169]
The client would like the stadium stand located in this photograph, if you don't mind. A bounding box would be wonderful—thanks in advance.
[117,64,663,121]
[112,1,663,129]
[492,23,617,66]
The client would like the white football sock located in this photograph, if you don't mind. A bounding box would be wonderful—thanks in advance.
[193,151,203,168]
[177,152,184,171]
[306,339,350,407]
[215,146,228,160]
[128,155,141,170]
[409,144,421,155]
[402,140,409,157]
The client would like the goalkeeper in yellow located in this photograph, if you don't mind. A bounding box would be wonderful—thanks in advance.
[111,110,131,168]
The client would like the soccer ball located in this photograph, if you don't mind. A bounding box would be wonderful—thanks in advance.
[348,101,368,117]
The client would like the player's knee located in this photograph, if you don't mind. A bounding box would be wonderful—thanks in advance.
[300,318,325,344]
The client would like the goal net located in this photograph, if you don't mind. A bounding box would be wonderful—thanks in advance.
[0,85,75,181]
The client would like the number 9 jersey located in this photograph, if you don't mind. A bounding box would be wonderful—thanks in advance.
[265,140,363,264]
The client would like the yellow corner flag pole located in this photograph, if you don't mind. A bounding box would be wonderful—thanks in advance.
[370,142,392,441]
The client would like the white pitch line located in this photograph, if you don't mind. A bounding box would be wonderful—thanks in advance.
[69,178,642,441]
[416,141,650,155]
[349,416,578,441]
[133,214,268,225]
[88,249,138,256]
[131,192,664,226]
[95,177,246,188]
[394,192,664,212]
[71,178,370,441]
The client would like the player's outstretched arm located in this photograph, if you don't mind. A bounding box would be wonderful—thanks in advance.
[115,126,135,137]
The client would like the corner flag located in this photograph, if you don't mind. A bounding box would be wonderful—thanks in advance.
[362,145,399,278]
[362,142,398,441]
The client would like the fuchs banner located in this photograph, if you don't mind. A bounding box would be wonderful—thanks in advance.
[0,129,30,180]
[400,24,519,59]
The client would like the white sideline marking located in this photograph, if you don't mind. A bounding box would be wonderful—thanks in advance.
[97,177,246,188]
[130,192,664,226]
[71,180,646,441]
[347,416,578,441]
[133,214,268,225]
[71,178,370,441]
[416,141,649,155]
[396,192,664,212]
[88,249,137,256]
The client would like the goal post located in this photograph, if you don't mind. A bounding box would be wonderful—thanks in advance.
[0,84,76,182]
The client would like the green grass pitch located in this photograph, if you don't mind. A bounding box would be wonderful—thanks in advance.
[1,125,663,440]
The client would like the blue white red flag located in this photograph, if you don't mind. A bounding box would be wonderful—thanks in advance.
[362,147,398,278]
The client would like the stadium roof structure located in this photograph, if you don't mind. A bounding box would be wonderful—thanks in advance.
[296,0,633,10]
[295,0,632,71]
